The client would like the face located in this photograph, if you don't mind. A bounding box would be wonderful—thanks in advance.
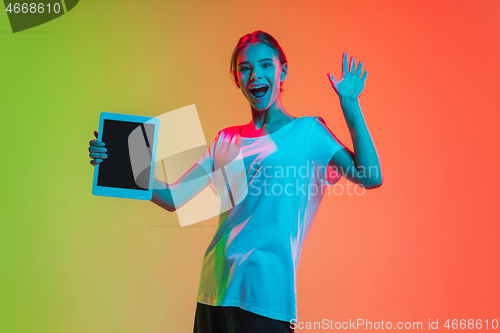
[236,43,287,111]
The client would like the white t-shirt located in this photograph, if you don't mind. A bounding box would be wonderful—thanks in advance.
[195,116,345,322]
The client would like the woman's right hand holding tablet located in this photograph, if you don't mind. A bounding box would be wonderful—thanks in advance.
[89,131,108,166]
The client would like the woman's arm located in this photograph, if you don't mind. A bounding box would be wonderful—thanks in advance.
[327,53,383,189]
[329,98,382,189]
[151,162,212,211]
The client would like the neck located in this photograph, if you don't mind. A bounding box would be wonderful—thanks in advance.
[249,97,291,129]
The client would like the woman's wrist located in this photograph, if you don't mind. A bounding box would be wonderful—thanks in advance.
[339,96,360,107]
[339,97,363,127]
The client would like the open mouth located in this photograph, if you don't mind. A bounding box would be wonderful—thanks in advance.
[250,85,269,99]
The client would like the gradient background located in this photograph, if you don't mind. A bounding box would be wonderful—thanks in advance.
[1,0,499,332]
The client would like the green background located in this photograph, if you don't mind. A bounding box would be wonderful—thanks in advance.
[2,0,500,332]
[0,1,229,332]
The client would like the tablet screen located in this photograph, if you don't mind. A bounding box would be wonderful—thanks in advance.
[97,119,155,191]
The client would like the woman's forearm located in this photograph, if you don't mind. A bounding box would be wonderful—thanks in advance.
[151,178,176,212]
[340,97,383,186]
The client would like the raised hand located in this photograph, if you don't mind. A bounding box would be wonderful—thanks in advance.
[327,52,367,101]
[89,131,108,166]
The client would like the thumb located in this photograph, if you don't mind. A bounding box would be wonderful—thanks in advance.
[94,131,98,139]
[327,73,339,91]
[327,73,338,84]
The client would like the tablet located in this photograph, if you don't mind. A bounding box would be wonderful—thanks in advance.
[92,112,160,200]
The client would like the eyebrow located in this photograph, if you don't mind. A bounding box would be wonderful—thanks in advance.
[237,58,274,66]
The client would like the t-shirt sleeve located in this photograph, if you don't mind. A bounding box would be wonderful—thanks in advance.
[195,131,221,185]
[308,116,346,184]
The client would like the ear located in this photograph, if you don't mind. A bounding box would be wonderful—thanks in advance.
[280,63,288,82]
[234,74,240,88]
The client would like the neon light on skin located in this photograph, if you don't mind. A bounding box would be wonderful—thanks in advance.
[236,43,289,128]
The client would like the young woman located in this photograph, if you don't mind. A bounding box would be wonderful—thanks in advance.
[89,30,382,333]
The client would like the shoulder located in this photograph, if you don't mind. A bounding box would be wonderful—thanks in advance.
[295,116,327,125]
[215,117,322,138]
[310,116,333,131]
[296,116,329,133]
[307,116,339,139]
[310,116,327,125]
[219,125,240,137]
[211,125,240,143]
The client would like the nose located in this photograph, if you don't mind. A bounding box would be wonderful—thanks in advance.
[251,71,261,80]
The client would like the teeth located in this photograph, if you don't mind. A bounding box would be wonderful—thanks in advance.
[251,85,267,90]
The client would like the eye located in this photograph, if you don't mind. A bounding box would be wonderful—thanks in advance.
[240,66,250,72]
[262,63,272,69]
